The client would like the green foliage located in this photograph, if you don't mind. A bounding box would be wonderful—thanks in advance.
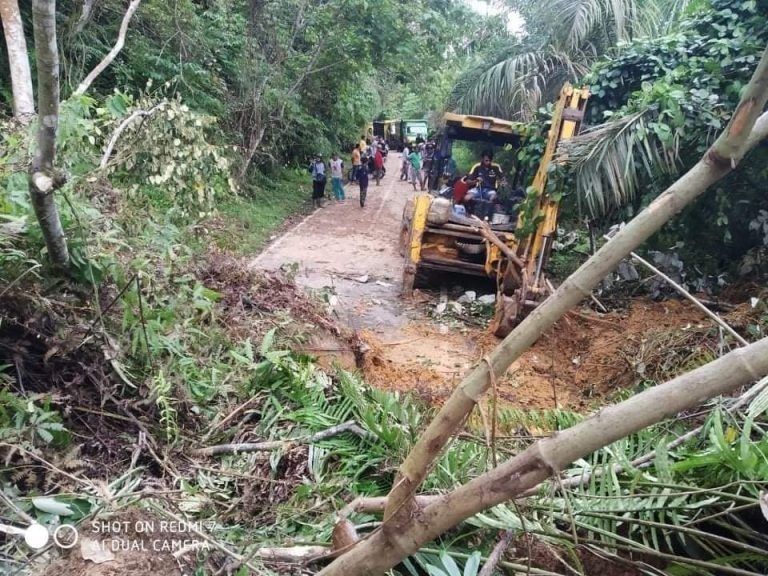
[0,389,68,447]
[152,370,179,442]
[471,386,768,575]
[108,93,236,215]
[405,550,483,576]
[452,0,698,119]
[205,169,312,255]
[554,0,768,281]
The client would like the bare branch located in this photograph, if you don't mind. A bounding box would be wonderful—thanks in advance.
[74,0,95,34]
[99,104,162,170]
[73,0,141,97]
[604,233,750,346]
[192,421,372,457]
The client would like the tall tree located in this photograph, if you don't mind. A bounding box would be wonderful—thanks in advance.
[29,0,69,267]
[0,0,34,121]
[451,0,694,119]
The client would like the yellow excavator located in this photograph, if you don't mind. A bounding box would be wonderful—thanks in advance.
[399,84,590,337]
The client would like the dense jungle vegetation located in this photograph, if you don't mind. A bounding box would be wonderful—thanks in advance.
[1,0,768,575]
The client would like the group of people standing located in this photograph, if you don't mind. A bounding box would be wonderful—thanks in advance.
[308,136,388,209]
[400,137,455,192]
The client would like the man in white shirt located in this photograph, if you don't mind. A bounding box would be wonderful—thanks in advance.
[400,144,410,181]
[330,153,345,202]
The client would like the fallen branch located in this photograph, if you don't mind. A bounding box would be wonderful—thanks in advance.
[319,337,768,575]
[255,546,329,564]
[193,421,371,457]
[605,234,750,347]
[73,0,142,97]
[338,495,440,519]
[470,216,525,284]
[99,104,162,170]
[478,530,515,576]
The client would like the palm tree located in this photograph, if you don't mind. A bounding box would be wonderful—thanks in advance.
[451,0,692,120]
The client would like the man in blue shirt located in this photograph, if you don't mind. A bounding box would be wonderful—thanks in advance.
[466,150,503,203]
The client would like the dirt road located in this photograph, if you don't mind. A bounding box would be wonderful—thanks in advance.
[252,155,414,330]
[251,156,712,410]
[251,156,482,386]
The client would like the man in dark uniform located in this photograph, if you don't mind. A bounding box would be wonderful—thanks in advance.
[465,150,503,203]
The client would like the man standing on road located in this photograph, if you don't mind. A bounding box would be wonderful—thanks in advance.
[400,144,410,181]
[358,154,369,207]
[373,146,384,186]
[330,153,345,203]
[420,141,435,191]
[309,154,327,209]
[407,147,422,192]
[351,144,362,182]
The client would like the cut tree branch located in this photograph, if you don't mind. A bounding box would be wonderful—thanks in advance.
[73,0,141,97]
[478,530,515,576]
[192,421,371,457]
[319,337,768,575]
[99,104,162,170]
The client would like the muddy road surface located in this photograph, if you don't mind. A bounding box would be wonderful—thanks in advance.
[251,155,713,410]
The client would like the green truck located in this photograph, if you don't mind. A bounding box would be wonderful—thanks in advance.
[369,119,429,150]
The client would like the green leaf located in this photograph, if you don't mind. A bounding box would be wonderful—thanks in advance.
[440,551,461,576]
[32,497,74,516]
[261,328,277,356]
[464,551,482,576]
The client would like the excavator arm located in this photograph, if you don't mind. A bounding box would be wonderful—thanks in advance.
[491,84,590,337]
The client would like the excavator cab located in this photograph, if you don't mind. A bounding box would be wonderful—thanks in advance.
[399,83,590,337]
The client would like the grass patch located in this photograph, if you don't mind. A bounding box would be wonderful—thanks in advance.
[207,168,313,256]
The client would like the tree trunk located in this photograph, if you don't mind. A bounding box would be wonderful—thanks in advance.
[29,0,68,267]
[0,0,35,121]
[319,43,768,576]
[318,337,768,575]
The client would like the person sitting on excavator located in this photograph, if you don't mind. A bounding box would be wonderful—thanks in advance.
[465,150,503,203]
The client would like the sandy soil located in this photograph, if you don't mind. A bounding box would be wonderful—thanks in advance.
[251,159,713,410]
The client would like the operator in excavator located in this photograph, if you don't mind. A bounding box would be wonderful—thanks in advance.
[464,150,504,219]
[465,150,503,202]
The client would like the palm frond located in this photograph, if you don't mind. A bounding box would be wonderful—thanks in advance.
[456,48,590,120]
[558,109,679,217]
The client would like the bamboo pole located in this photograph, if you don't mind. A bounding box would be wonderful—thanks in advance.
[319,337,768,575]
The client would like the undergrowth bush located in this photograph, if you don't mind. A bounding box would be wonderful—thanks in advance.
[106,92,237,216]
